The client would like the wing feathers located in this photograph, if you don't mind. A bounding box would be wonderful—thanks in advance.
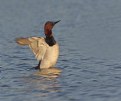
[28,37,47,61]
[16,37,47,61]
[16,37,31,45]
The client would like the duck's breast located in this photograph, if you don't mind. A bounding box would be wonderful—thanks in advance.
[40,43,59,69]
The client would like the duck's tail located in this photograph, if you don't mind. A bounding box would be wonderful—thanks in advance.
[16,37,31,46]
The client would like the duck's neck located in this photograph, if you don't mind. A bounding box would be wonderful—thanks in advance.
[45,35,56,46]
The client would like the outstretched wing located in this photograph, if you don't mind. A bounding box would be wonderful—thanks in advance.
[16,37,31,45]
[16,37,47,61]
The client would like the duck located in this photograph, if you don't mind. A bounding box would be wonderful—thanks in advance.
[16,20,61,70]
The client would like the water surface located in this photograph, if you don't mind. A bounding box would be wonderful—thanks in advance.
[0,0,121,101]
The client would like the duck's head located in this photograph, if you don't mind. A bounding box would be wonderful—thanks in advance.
[44,20,60,36]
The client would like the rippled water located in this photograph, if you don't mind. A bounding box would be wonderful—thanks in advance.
[1,0,121,101]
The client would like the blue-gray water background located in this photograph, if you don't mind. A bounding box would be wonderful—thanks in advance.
[0,0,121,101]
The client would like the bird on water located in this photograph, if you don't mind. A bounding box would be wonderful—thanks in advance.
[16,20,61,71]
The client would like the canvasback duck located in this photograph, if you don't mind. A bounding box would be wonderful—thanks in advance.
[16,20,60,70]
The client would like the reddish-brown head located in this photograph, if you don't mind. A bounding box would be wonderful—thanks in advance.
[44,20,60,36]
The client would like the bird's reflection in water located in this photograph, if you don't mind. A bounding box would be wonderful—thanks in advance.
[34,67,62,78]
[21,67,62,97]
